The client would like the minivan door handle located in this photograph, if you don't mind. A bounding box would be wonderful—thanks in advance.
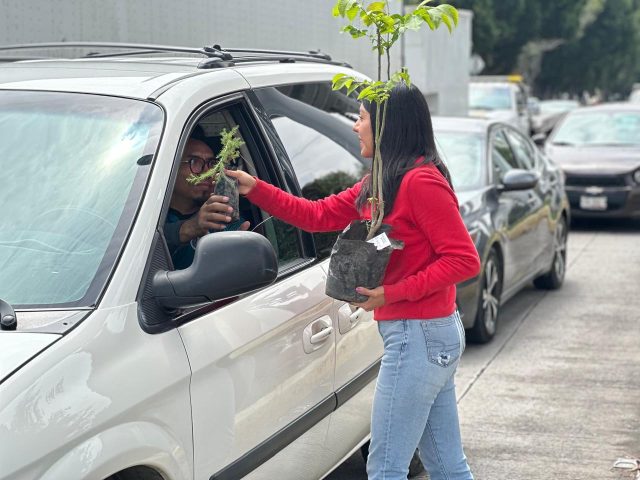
[338,303,364,334]
[303,316,334,353]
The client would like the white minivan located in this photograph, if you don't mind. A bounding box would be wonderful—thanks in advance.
[0,43,384,480]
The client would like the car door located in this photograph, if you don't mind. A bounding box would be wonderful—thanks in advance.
[252,83,383,460]
[171,97,337,480]
[490,127,539,291]
[503,127,553,273]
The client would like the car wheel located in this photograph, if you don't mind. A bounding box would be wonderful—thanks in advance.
[534,216,567,290]
[360,442,426,477]
[468,249,502,343]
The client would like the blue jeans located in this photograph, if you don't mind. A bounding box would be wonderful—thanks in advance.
[367,312,473,480]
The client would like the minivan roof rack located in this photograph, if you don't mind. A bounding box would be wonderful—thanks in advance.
[0,42,350,68]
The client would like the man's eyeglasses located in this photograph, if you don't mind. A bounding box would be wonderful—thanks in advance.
[182,155,217,174]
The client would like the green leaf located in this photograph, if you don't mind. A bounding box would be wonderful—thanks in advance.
[357,85,374,100]
[332,73,347,83]
[438,4,459,26]
[343,24,368,38]
[332,3,340,17]
[335,0,349,17]
[346,82,359,96]
[415,8,436,30]
[332,74,354,90]
[360,10,373,26]
[417,0,434,7]
[380,14,395,28]
[440,12,453,33]
[404,14,423,31]
[367,1,386,12]
[346,4,360,21]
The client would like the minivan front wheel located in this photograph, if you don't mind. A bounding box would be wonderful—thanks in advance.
[468,249,502,343]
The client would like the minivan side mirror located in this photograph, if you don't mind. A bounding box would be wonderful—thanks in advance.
[152,231,278,309]
[499,169,539,192]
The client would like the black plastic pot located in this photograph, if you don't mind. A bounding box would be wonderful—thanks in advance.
[214,174,240,221]
[325,220,403,303]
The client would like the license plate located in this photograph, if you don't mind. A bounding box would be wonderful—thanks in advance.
[580,195,607,210]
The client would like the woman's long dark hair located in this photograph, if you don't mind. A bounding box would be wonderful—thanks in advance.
[355,83,453,215]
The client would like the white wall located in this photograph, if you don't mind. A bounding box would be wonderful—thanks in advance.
[0,0,470,114]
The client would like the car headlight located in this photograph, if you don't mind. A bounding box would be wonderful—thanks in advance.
[633,169,640,184]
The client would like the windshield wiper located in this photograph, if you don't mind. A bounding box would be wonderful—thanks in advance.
[551,141,576,146]
[0,298,17,330]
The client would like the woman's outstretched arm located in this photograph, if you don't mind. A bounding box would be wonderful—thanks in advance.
[226,169,362,233]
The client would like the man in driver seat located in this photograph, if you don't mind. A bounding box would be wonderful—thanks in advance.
[164,128,249,269]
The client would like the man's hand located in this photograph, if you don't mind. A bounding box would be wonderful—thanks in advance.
[179,195,243,243]
[353,286,385,312]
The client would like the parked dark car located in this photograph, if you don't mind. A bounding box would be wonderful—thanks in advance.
[433,117,570,343]
[541,103,640,219]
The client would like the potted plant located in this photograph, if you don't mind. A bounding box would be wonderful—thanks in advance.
[187,125,245,222]
[325,0,458,303]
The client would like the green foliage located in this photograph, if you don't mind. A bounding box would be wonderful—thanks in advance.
[421,0,640,96]
[537,0,640,96]
[187,126,245,185]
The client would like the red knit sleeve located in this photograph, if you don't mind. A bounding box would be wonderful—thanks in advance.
[383,170,481,304]
[246,178,362,232]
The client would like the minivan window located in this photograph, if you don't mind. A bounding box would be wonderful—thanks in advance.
[0,91,163,307]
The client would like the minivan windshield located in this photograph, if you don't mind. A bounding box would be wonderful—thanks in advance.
[0,91,163,308]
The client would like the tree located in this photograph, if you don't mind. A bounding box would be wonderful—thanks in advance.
[410,0,640,97]
[537,0,640,97]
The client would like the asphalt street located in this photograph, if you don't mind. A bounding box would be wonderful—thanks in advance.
[328,219,640,480]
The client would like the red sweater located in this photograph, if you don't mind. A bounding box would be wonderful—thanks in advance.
[246,162,481,320]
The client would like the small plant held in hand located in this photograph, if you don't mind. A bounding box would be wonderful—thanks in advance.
[331,0,458,240]
[187,126,245,220]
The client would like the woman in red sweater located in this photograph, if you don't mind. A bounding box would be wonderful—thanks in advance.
[228,83,480,480]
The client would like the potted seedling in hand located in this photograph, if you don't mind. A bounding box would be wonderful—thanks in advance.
[187,126,244,222]
[325,0,458,303]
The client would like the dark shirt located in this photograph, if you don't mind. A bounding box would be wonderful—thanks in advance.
[164,208,247,270]
[164,208,196,270]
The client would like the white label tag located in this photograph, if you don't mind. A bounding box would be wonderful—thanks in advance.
[367,232,392,250]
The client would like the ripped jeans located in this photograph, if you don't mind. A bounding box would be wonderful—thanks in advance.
[367,313,474,480]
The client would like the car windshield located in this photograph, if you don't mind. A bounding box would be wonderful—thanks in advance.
[434,131,486,191]
[469,85,513,110]
[552,110,640,146]
[0,91,163,308]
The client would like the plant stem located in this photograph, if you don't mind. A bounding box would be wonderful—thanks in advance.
[377,31,382,81]
[367,101,388,240]
[386,35,391,80]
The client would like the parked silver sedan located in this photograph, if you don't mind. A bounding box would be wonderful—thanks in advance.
[434,117,570,343]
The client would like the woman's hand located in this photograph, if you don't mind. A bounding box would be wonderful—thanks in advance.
[225,169,257,195]
[353,286,385,312]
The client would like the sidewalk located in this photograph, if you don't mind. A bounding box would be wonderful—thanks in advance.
[457,226,640,479]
